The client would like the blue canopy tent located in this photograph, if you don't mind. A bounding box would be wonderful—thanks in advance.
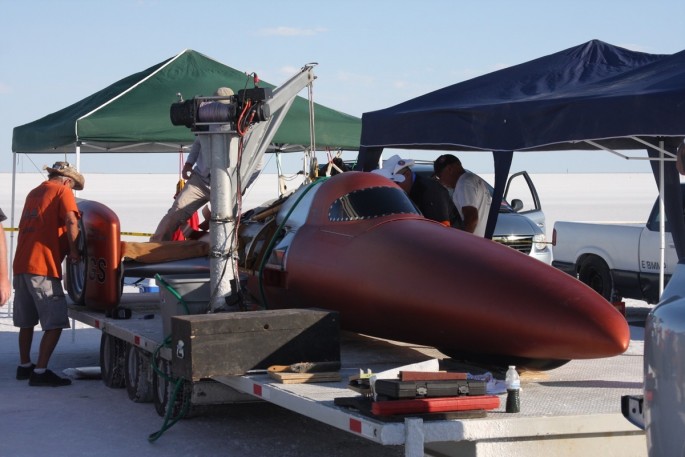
[357,40,685,268]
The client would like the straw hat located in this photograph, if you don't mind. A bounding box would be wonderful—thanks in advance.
[45,161,85,190]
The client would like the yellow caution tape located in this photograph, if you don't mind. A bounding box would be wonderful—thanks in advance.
[121,231,153,237]
[3,227,151,237]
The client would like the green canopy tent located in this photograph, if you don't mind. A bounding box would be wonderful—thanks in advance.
[6,51,361,310]
[12,49,361,156]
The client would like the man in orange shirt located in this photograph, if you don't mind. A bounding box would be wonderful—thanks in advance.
[13,162,84,387]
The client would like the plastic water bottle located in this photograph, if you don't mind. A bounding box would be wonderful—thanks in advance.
[505,365,521,413]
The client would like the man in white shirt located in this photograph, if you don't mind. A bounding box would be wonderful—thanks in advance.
[433,154,492,237]
[151,87,234,241]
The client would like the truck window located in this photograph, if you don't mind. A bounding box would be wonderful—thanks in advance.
[646,185,685,232]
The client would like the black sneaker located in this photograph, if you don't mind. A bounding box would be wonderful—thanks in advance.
[29,369,72,387]
[16,364,36,380]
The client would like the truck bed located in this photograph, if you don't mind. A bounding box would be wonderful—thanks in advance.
[553,220,644,271]
[552,219,672,303]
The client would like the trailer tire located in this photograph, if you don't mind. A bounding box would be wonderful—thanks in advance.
[125,344,153,403]
[152,358,180,417]
[100,333,126,388]
[578,256,614,301]
[152,357,200,418]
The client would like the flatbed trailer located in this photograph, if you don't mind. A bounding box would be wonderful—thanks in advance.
[68,293,647,457]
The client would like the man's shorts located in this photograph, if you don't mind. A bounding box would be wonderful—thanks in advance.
[13,274,70,331]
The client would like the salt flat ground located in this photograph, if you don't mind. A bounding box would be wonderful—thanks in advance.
[0,172,659,456]
[1,172,662,239]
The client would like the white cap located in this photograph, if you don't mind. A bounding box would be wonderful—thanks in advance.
[371,154,415,183]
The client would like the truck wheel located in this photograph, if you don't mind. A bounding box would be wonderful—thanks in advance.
[100,333,126,388]
[125,344,153,403]
[578,256,614,301]
[66,220,87,305]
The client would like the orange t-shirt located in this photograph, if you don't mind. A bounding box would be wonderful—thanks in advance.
[13,180,80,279]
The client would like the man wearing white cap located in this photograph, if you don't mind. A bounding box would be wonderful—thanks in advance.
[13,161,84,387]
[373,155,455,226]
[151,87,234,241]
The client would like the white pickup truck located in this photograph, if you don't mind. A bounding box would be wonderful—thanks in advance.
[552,187,683,304]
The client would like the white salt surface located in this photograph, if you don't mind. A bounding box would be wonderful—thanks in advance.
[1,172,661,240]
[0,172,658,456]
[2,172,306,239]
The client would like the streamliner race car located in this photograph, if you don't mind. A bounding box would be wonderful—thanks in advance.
[66,170,629,371]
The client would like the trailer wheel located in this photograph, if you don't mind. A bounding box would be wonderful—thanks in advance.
[66,219,88,305]
[153,358,176,417]
[152,357,198,418]
[125,344,153,403]
[100,333,126,388]
[578,256,614,301]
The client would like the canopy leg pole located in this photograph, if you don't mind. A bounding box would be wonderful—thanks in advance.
[6,152,18,316]
[659,141,665,298]
[75,142,81,172]
[486,151,513,240]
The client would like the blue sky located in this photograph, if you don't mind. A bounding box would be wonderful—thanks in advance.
[2,0,684,175]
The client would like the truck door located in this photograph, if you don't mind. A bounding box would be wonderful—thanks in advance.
[639,198,679,299]
[504,171,545,233]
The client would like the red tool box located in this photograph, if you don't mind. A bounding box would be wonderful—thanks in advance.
[371,395,500,416]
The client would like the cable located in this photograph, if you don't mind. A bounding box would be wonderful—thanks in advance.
[237,99,253,136]
[232,137,245,303]
[155,274,191,317]
[308,82,316,155]
[257,177,328,308]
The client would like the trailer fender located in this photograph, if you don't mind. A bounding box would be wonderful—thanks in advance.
[70,200,123,310]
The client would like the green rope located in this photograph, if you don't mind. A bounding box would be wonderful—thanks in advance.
[155,273,190,316]
[148,376,190,442]
[257,178,328,309]
[147,336,191,442]
[150,336,172,381]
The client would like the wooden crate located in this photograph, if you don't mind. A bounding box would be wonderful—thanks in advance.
[171,309,340,380]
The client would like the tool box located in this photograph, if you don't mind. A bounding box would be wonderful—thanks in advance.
[371,395,500,416]
[400,371,467,381]
[374,379,486,399]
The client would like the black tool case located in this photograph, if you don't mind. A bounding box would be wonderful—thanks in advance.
[374,379,486,399]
